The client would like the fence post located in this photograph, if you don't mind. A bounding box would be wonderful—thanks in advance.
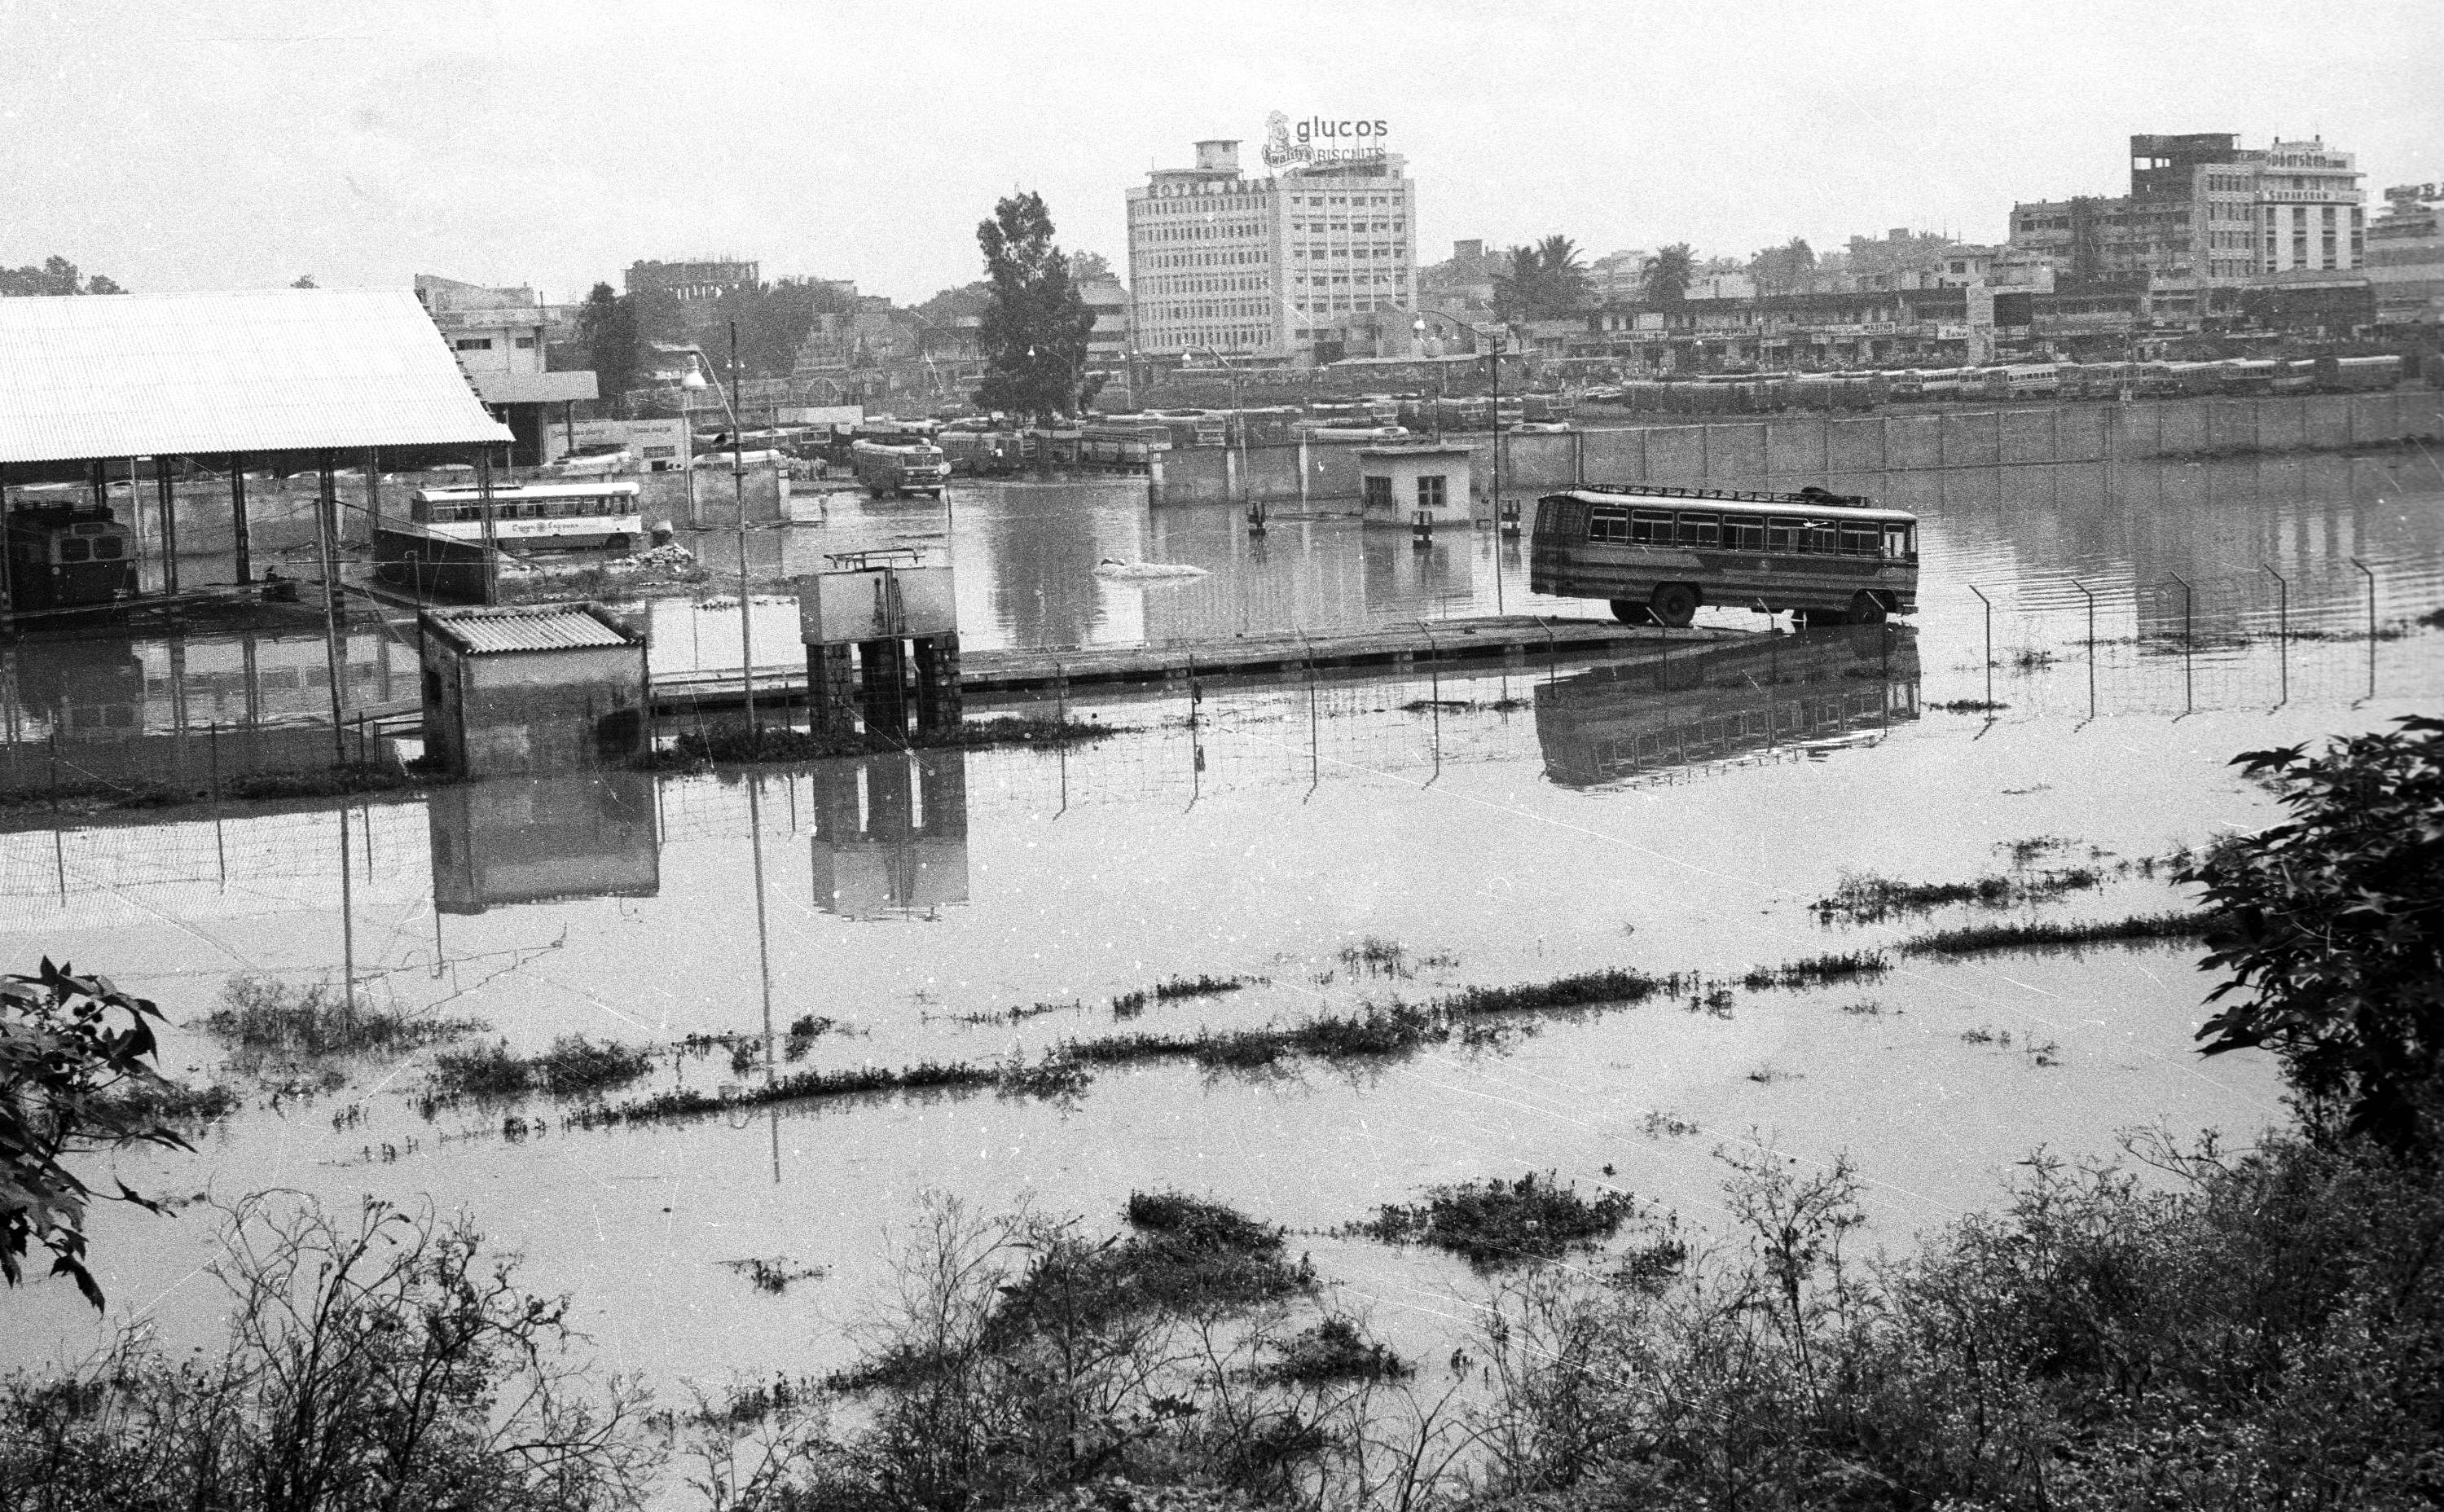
[1967,583,1993,708]
[2349,557,2377,702]
[2168,572,2193,716]
[2071,578,2099,723]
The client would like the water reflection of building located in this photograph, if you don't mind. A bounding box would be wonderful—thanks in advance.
[428,772,660,914]
[808,750,969,917]
[1534,627,1920,789]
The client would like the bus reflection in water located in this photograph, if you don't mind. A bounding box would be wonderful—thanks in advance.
[1533,626,1919,790]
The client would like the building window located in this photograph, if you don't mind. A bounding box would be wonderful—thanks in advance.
[1418,475,1446,512]
[514,336,537,349]
[1364,476,1393,512]
[455,337,493,351]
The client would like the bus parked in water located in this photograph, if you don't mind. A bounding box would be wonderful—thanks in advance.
[408,481,644,552]
[850,438,949,497]
[2,500,138,613]
[1530,483,1919,627]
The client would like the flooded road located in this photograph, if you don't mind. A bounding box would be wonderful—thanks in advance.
[2,451,2438,1396]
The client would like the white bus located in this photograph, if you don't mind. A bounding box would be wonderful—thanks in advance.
[407,481,645,552]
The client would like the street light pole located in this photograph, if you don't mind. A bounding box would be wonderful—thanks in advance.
[686,335,756,732]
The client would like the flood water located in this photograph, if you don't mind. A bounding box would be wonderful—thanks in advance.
[2,451,2440,1401]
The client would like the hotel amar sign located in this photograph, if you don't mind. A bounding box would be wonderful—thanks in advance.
[1262,112,1389,171]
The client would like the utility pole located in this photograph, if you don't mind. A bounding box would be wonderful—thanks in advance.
[732,321,754,732]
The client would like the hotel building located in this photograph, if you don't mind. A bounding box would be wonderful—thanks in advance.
[1126,136,1417,367]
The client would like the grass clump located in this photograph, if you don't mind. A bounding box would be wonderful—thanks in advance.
[100,1077,244,1127]
[1813,867,2103,924]
[719,1256,828,1294]
[1901,911,2214,957]
[200,975,485,1058]
[1741,952,1890,990]
[1441,967,1680,1018]
[981,1193,1315,1346]
[425,1035,655,1109]
[1361,1171,1638,1269]
[1250,1316,1412,1385]
[1154,974,1255,1002]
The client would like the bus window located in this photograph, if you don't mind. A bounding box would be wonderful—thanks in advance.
[59,537,90,563]
[1768,516,1803,552]
[1629,509,1673,543]
[1883,525,1910,559]
[1839,526,1878,556]
[1588,508,1629,543]
[1804,520,1840,554]
[91,537,123,559]
[1677,512,1719,547]
[1725,516,1767,551]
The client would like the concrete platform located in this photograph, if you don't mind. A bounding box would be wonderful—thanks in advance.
[648,615,1742,712]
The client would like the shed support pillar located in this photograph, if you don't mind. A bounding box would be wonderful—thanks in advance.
[156,456,179,596]
[229,453,252,584]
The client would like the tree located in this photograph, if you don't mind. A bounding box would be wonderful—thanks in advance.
[1534,234,1588,313]
[1068,249,1115,286]
[2186,715,2444,1149]
[0,256,125,297]
[1750,236,1815,295]
[0,959,187,1307]
[1642,244,1695,305]
[576,282,640,418]
[289,274,316,289]
[974,191,1095,423]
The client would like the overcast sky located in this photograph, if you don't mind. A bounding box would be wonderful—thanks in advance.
[5,0,2437,305]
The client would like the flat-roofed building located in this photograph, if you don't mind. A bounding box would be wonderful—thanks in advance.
[1127,131,1416,367]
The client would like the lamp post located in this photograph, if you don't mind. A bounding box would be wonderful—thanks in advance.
[1200,343,1250,524]
[683,325,756,732]
[1416,310,1505,613]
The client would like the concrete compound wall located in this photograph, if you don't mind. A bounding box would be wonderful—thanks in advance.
[1151,389,2444,505]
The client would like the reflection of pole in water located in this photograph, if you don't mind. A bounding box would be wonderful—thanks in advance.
[2261,563,2288,709]
[337,803,357,1011]
[747,775,780,1184]
[2168,573,2193,717]
[2071,578,2099,724]
[2349,558,2377,704]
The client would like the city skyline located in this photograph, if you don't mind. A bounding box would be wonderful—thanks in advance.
[2,0,2437,307]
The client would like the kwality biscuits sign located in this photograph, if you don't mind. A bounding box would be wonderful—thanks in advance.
[1262,112,1389,170]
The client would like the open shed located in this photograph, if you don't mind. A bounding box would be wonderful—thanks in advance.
[417,601,649,777]
[0,288,513,625]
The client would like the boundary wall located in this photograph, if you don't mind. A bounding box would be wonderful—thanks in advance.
[1151,390,2444,508]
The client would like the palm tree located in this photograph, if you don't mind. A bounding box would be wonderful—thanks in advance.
[1492,244,1541,325]
[1535,235,1589,314]
[1642,244,1695,305]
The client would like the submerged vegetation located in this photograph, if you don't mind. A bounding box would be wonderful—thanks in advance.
[1813,865,2103,923]
[1360,1171,1639,1268]
[1901,910,2215,956]
[200,975,485,1060]
[423,1035,656,1111]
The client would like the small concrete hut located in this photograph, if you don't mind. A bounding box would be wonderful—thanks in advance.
[417,602,648,777]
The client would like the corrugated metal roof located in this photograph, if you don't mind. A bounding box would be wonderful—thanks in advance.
[424,604,636,655]
[0,288,516,464]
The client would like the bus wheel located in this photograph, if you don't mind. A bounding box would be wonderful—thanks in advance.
[1846,591,1888,626]
[1609,599,1652,626]
[604,534,630,555]
[1650,583,1698,628]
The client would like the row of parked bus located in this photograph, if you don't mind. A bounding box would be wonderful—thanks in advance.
[1582,354,2407,415]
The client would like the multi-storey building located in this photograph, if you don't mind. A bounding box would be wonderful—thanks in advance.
[1126,135,1415,367]
[2007,134,2363,297]
[2366,182,2444,329]
[624,258,760,301]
